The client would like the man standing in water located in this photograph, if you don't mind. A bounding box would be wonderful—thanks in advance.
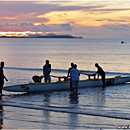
[70,64,80,94]
[67,62,74,91]
[43,60,51,83]
[0,62,8,95]
[95,63,105,87]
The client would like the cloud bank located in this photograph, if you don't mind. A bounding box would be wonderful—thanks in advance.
[0,1,130,38]
[0,23,72,34]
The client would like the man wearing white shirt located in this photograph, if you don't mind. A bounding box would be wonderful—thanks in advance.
[70,64,80,94]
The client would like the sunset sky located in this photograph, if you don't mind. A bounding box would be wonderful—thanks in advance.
[1,1,130,38]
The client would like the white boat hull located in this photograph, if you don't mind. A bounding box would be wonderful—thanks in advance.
[3,76,130,92]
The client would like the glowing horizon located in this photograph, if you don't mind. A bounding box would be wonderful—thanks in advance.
[1,1,130,38]
[0,31,43,37]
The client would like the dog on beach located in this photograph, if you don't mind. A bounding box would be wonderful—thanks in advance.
[32,75,44,83]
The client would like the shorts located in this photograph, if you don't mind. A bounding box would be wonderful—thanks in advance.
[72,80,79,88]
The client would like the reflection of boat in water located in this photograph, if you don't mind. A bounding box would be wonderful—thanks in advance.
[3,76,130,93]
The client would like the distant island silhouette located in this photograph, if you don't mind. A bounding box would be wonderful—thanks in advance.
[0,33,83,39]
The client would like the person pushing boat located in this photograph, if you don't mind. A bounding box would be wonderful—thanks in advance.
[95,63,105,87]
[70,64,80,94]
[43,60,51,83]
[0,62,8,95]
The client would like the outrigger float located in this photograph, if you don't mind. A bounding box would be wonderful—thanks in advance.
[3,74,130,93]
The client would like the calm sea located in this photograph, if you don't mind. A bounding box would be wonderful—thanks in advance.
[0,38,130,129]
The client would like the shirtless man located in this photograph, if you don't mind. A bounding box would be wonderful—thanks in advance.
[95,63,105,87]
[0,62,8,95]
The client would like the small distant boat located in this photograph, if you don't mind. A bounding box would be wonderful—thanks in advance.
[3,76,130,93]
[121,41,126,44]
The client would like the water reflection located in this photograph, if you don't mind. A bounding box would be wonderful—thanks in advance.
[0,96,3,129]
[81,87,106,107]
[68,93,79,129]
[69,93,79,104]
[42,93,51,129]
[95,87,106,106]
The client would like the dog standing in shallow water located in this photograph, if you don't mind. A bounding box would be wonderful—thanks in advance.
[32,75,43,83]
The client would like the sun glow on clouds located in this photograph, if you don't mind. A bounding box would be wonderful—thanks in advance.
[0,31,43,37]
[37,7,130,27]
[38,10,102,26]
[1,1,130,38]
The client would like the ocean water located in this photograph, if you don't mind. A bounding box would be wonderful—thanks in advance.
[0,38,130,129]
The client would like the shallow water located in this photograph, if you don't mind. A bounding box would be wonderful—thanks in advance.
[0,38,130,129]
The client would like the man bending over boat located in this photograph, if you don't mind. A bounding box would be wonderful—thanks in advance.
[0,62,8,95]
[70,64,80,94]
[95,63,105,87]
[43,60,51,83]
[32,75,43,83]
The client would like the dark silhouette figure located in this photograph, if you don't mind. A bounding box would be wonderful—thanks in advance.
[95,63,105,87]
[43,60,51,83]
[32,75,43,83]
[70,64,80,94]
[67,63,74,91]
[0,62,8,95]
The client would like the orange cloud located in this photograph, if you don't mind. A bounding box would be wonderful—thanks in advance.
[35,1,130,28]
[0,31,42,37]
[1,1,130,38]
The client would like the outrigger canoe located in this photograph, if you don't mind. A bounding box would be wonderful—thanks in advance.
[3,76,130,92]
